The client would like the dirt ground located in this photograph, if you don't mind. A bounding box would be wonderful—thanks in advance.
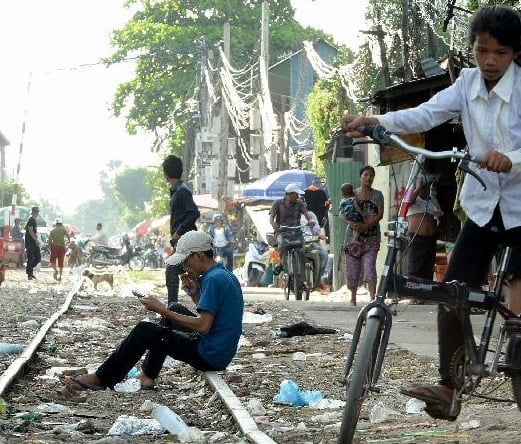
[0,266,521,443]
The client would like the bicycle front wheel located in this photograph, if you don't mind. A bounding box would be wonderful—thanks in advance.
[511,373,521,409]
[338,316,382,443]
[292,250,303,300]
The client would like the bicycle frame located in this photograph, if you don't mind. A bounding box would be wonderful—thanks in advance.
[339,125,519,442]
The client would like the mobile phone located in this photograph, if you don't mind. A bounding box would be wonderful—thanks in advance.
[132,290,146,299]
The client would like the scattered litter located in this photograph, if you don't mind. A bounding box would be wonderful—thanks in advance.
[162,356,180,368]
[405,397,426,414]
[107,415,163,436]
[0,398,12,414]
[140,400,160,412]
[114,378,141,393]
[292,351,307,361]
[0,342,23,356]
[152,405,187,435]
[273,379,322,407]
[126,367,139,379]
[37,402,73,414]
[246,398,266,415]
[309,398,345,409]
[369,402,401,424]
[310,411,341,423]
[459,419,480,430]
[242,312,273,324]
[16,411,44,422]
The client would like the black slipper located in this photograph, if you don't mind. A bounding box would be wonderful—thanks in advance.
[61,375,106,393]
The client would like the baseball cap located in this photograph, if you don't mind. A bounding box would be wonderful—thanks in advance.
[165,231,214,266]
[285,183,304,195]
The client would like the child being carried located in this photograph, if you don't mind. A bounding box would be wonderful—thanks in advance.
[339,183,374,256]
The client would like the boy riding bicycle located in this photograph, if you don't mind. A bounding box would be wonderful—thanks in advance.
[343,5,521,421]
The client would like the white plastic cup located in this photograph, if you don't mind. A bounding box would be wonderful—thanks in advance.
[152,405,187,435]
[405,397,426,414]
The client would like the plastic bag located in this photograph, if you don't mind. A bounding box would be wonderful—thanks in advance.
[273,379,322,407]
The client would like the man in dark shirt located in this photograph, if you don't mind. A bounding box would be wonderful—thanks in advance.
[269,183,314,266]
[163,155,200,305]
[24,206,41,280]
[304,180,330,240]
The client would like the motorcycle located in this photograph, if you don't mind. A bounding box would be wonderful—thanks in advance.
[140,242,164,269]
[214,247,227,267]
[66,240,90,268]
[40,243,50,268]
[89,236,145,271]
[242,240,269,287]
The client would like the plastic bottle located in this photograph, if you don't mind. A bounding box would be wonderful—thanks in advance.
[152,405,188,435]
[0,343,23,357]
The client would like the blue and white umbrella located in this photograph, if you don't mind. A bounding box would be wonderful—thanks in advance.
[242,170,324,200]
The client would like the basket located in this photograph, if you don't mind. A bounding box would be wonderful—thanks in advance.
[279,231,304,249]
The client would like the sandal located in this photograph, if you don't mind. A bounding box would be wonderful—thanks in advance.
[60,375,106,393]
[400,384,460,421]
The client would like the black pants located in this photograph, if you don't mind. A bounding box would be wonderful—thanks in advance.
[25,242,41,277]
[95,304,216,388]
[407,234,436,280]
[439,206,521,387]
[165,263,182,305]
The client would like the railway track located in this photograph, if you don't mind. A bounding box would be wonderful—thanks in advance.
[0,267,276,443]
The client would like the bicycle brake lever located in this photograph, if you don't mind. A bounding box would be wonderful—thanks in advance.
[357,125,392,145]
[459,159,487,190]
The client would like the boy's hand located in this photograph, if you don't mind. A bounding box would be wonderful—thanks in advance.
[341,115,380,137]
[478,150,512,173]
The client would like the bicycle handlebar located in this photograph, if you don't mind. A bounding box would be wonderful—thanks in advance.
[357,125,486,190]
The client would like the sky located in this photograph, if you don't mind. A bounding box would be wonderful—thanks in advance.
[0,0,368,215]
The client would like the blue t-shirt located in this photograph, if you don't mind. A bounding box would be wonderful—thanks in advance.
[196,263,243,369]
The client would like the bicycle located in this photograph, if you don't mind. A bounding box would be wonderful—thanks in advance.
[338,125,521,443]
[276,225,314,301]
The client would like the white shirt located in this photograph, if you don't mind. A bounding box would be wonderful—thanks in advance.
[377,63,521,229]
[213,227,227,247]
[406,194,443,218]
[300,211,320,236]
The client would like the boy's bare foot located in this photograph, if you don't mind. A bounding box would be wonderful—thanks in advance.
[138,372,156,389]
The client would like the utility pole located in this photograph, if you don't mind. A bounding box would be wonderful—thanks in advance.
[260,1,269,176]
[401,0,412,82]
[218,21,230,212]
[361,22,391,88]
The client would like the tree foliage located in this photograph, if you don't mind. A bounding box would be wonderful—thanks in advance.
[0,180,28,209]
[106,0,327,154]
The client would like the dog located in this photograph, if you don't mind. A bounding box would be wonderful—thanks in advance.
[0,263,6,287]
[67,241,84,268]
[82,269,114,291]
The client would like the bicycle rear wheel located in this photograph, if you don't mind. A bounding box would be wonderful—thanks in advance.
[338,316,381,443]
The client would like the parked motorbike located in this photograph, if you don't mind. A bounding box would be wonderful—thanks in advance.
[242,240,269,287]
[40,244,50,268]
[140,242,164,269]
[66,240,90,268]
[89,235,145,271]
